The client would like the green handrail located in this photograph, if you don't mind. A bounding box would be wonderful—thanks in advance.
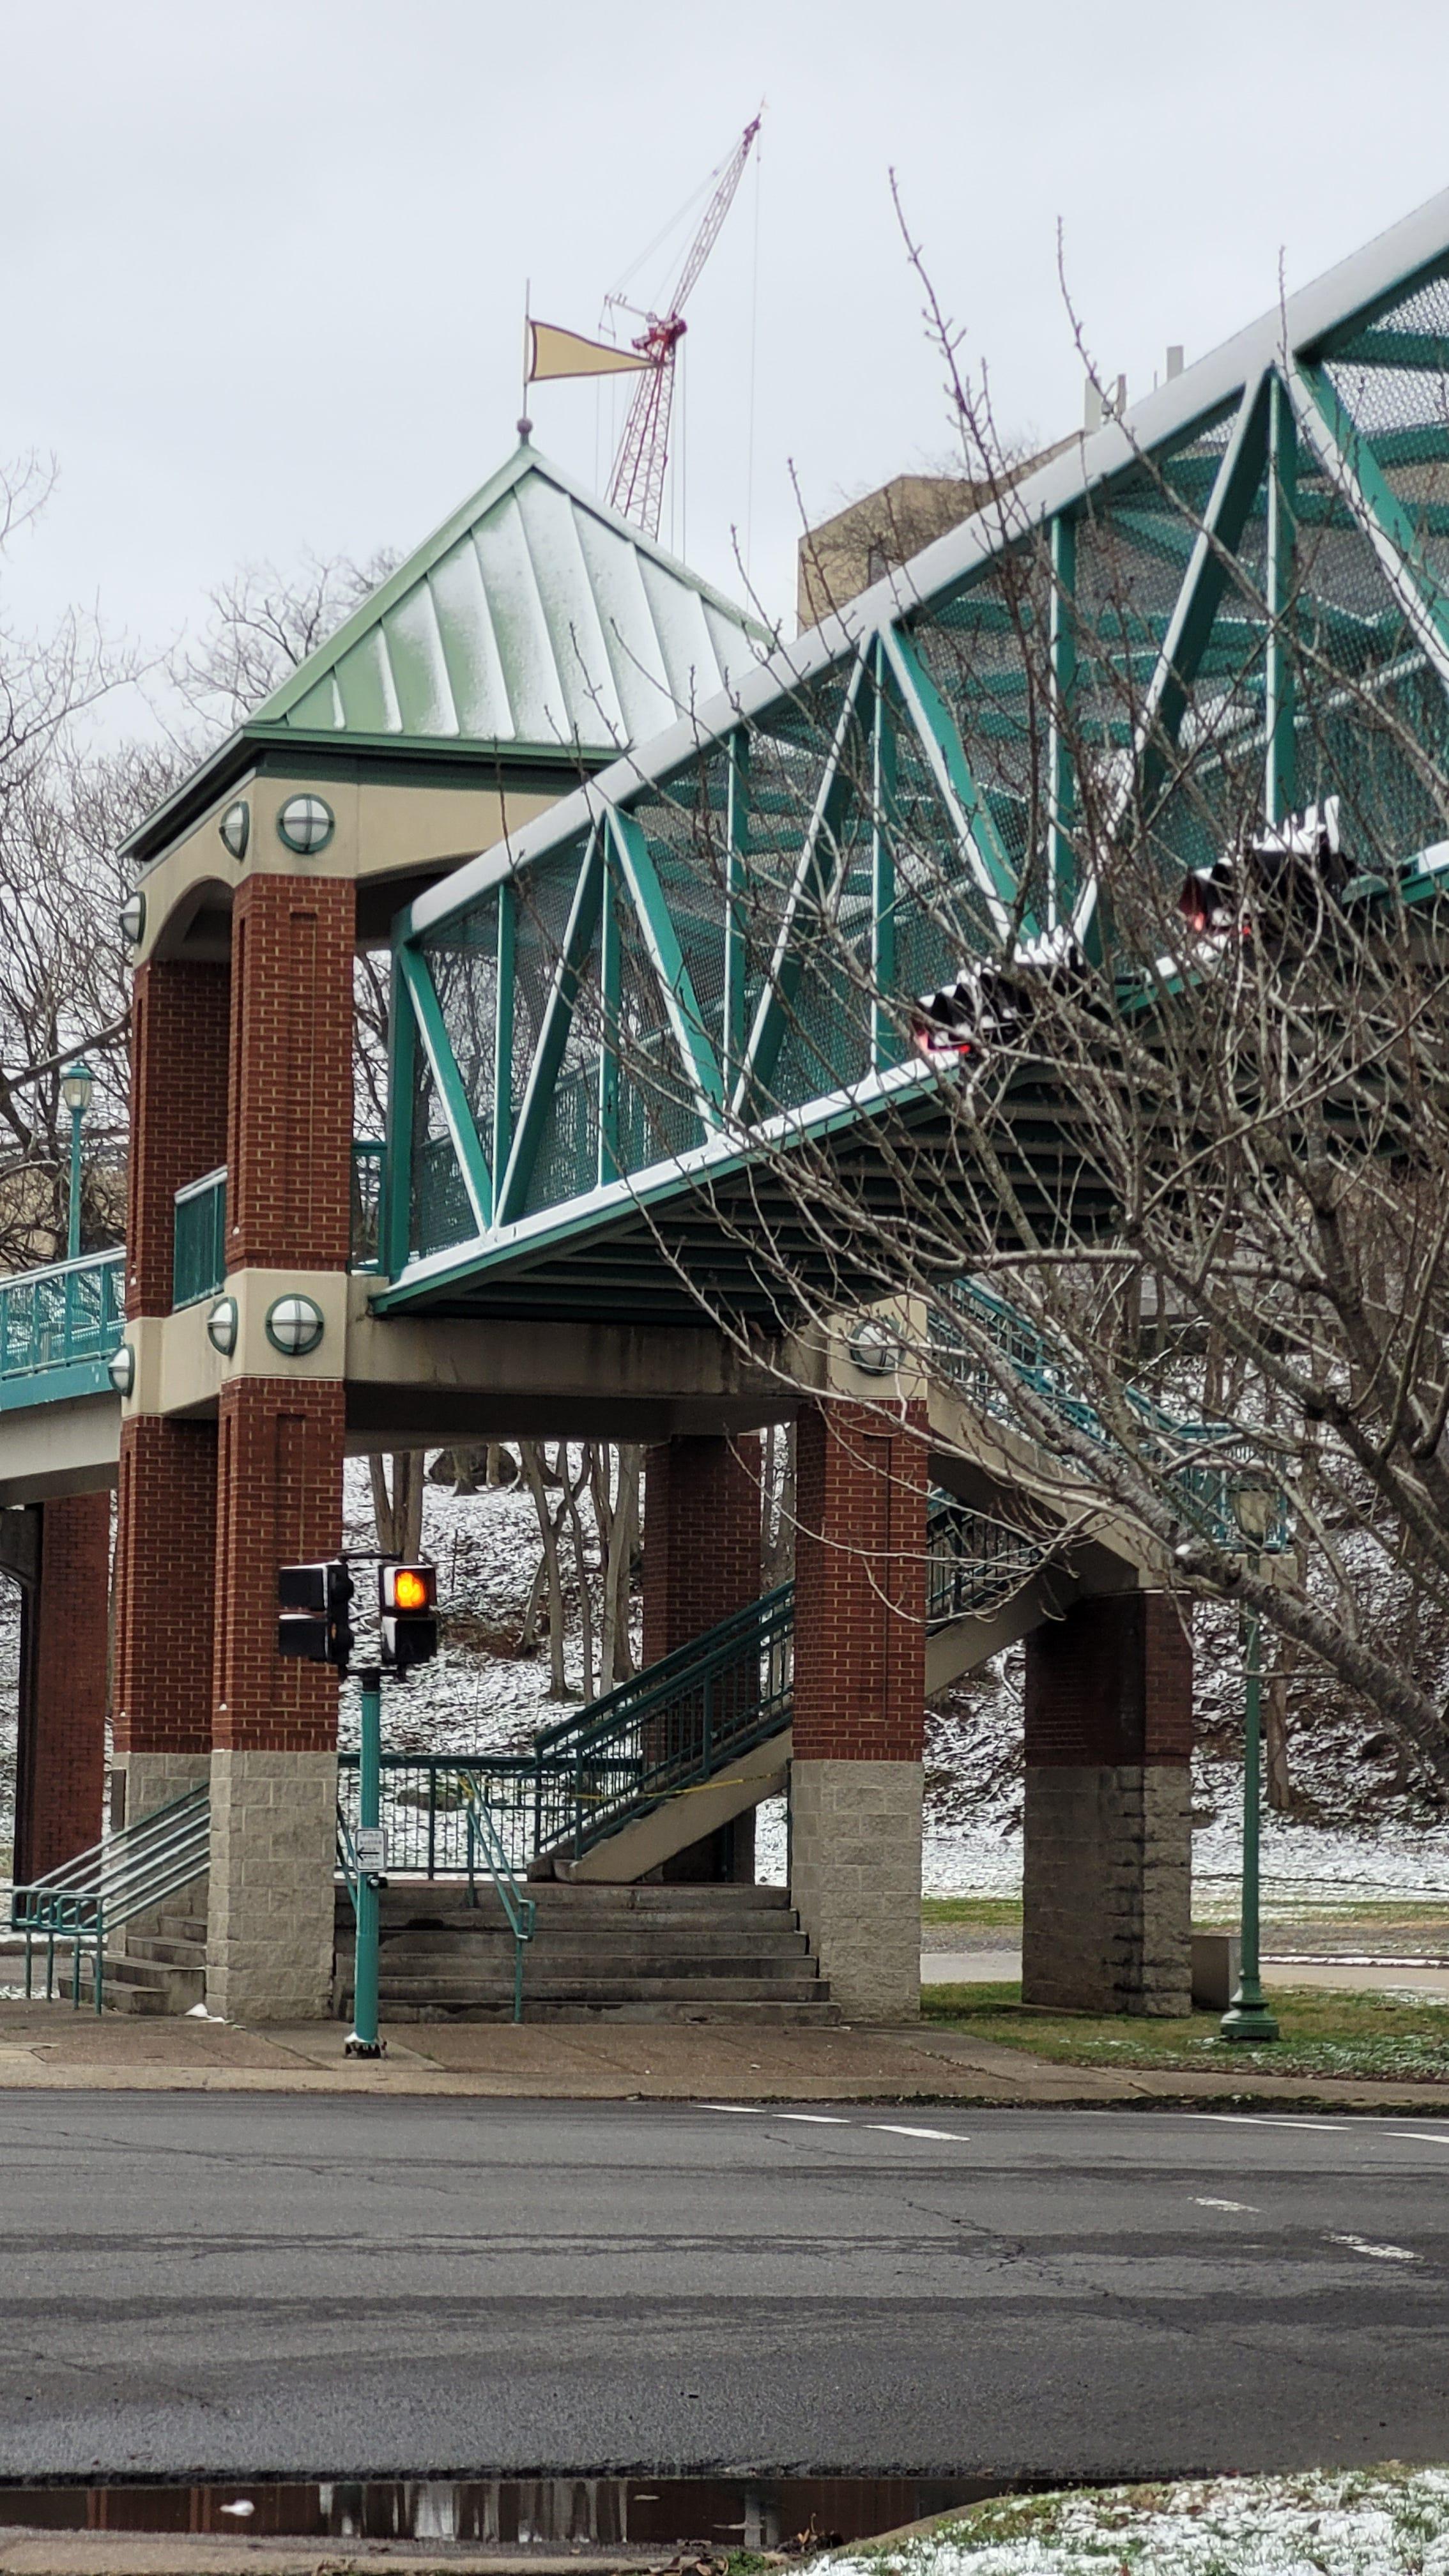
[172,1168,227,1308]
[0,1247,124,1387]
[455,1772,536,2021]
[12,1784,210,2013]
[935,1279,1288,1550]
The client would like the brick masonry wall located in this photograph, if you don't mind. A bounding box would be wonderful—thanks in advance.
[792,1400,927,1763]
[225,875,355,1273]
[212,1376,344,1754]
[1022,1594,1193,2015]
[13,1494,111,1879]
[113,1416,217,1758]
[125,960,230,1319]
[641,1434,762,1664]
[1023,1594,1192,1768]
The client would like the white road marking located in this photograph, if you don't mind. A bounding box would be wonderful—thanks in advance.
[1193,2196,1259,2212]
[871,2124,970,2142]
[702,2104,766,2115]
[777,2113,848,2125]
[1328,2232,1418,2262]
[1186,2113,1347,2131]
[1390,2129,1449,2145]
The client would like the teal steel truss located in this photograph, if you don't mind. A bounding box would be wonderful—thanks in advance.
[373,192,1449,1315]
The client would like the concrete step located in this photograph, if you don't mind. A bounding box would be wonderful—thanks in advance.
[125,1935,208,1968]
[366,1937,815,1978]
[361,1881,792,1919]
[349,1996,841,2026]
[75,1955,206,2016]
[371,1972,831,2005]
[366,1928,811,1963]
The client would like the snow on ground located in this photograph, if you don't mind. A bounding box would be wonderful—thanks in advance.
[828,2469,1449,2574]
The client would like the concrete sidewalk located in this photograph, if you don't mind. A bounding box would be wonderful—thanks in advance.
[0,1997,1445,2112]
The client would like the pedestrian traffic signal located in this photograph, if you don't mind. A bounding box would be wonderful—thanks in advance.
[379,1561,438,1670]
[277,1559,355,1668]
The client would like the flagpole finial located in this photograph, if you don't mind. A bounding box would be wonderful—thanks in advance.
[517,416,533,443]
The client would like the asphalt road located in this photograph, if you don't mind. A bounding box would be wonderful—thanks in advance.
[2,2095,1448,2481]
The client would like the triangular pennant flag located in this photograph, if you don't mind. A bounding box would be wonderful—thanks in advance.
[526,320,654,383]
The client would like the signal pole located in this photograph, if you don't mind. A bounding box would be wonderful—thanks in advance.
[346,1663,385,2060]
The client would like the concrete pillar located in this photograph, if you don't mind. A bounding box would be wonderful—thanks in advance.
[789,1400,926,2021]
[112,956,231,1831]
[13,1495,111,1882]
[1022,1593,1193,2016]
[642,1432,762,1882]
[208,1377,345,2023]
[206,873,355,2024]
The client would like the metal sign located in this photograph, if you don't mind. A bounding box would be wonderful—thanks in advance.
[355,1827,387,1875]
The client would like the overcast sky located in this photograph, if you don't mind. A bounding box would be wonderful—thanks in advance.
[4,0,1449,730]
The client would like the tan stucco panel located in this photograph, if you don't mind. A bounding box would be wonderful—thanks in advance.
[134,770,562,967]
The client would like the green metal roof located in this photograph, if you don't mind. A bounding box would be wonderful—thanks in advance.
[250,440,768,755]
[126,440,769,867]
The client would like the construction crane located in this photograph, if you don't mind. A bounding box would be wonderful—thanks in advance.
[605,115,761,540]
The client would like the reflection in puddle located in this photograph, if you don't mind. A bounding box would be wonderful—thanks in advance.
[0,2473,1031,2549]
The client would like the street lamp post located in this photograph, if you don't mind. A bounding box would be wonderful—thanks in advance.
[60,1060,93,1264]
[1221,1573,1280,2045]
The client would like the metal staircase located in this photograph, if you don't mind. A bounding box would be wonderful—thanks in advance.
[10,1786,210,2012]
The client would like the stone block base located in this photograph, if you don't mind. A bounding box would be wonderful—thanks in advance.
[790,1758,922,2021]
[206,1749,337,2023]
[119,1750,213,1830]
[1022,1763,1191,2016]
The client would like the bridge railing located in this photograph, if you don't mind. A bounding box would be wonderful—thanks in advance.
[933,1280,1287,1549]
[0,1248,125,1390]
[172,1168,227,1308]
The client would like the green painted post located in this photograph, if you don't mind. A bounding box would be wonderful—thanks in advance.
[1266,372,1298,826]
[1221,1604,1280,2043]
[870,640,898,1072]
[493,885,515,1190]
[346,1664,385,2059]
[723,732,749,1096]
[1048,512,1078,926]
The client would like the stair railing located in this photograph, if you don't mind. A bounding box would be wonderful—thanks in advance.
[11,1785,210,2014]
[455,1773,537,2020]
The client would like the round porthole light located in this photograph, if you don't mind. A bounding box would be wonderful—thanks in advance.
[265,1292,325,1357]
[119,889,146,946]
[107,1342,135,1397]
[847,1315,903,1378]
[276,793,334,855]
[218,799,250,860]
[206,1295,239,1356]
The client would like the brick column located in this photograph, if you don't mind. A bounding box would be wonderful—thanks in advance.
[13,1496,111,1881]
[642,1434,760,1663]
[112,958,231,1830]
[642,1434,762,1880]
[124,959,231,1319]
[207,874,354,2024]
[789,1400,926,2020]
[1022,1593,1192,2015]
[113,1418,217,1821]
[208,1377,345,2023]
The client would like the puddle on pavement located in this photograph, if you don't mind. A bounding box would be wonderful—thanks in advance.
[0,2473,1029,2551]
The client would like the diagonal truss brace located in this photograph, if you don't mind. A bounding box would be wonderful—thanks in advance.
[1287,359,1449,700]
[604,807,726,1129]
[1078,368,1272,953]
[396,943,493,1239]
[734,647,869,1122]
[879,624,1020,937]
[496,829,606,1228]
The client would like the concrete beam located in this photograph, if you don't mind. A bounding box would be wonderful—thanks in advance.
[0,1398,119,1508]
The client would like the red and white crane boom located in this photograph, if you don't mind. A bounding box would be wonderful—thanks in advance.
[607,116,761,540]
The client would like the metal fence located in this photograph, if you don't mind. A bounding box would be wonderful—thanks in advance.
[172,1169,227,1308]
[0,1249,124,1383]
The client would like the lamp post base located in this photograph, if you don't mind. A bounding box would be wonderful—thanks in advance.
[1220,1988,1280,2044]
[344,2034,387,2059]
